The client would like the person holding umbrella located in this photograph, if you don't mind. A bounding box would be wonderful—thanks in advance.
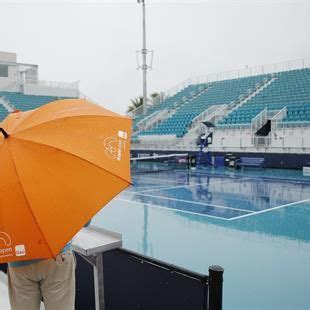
[7,233,81,310]
[0,99,132,309]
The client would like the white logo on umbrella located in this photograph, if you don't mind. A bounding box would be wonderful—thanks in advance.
[0,231,13,258]
[15,245,26,257]
[0,232,26,257]
[104,137,118,160]
[0,232,11,247]
[103,131,128,161]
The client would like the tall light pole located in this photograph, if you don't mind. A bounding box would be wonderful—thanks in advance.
[137,0,151,115]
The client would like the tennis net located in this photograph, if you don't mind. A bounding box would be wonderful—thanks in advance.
[130,153,190,174]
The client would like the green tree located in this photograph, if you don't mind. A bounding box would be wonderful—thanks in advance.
[127,92,161,113]
[127,96,144,113]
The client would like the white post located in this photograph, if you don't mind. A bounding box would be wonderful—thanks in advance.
[138,0,148,115]
[94,254,105,310]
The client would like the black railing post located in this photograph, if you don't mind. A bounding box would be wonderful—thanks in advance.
[208,265,224,310]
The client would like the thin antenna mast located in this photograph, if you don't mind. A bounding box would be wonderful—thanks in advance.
[137,0,153,115]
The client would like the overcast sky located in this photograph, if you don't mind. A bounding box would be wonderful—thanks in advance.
[0,0,309,114]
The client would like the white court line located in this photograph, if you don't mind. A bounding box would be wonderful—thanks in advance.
[121,191,253,214]
[137,177,253,193]
[228,198,310,221]
[131,153,188,160]
[116,198,231,221]
[235,175,310,186]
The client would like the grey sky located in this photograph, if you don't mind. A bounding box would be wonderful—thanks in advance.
[0,0,309,114]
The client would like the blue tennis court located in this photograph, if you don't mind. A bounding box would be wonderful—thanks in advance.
[93,167,310,310]
[122,168,310,221]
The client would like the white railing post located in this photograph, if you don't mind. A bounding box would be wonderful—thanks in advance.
[271,106,288,130]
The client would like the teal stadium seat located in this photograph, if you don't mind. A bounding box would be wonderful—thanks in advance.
[139,74,268,137]
[219,68,310,125]
[134,68,310,138]
[0,91,72,121]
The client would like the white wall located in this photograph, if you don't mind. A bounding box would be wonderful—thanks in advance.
[212,128,253,148]
[271,127,310,149]
[23,83,79,98]
[0,51,78,97]
[0,51,16,63]
[210,126,310,154]
[0,77,18,91]
[0,52,18,91]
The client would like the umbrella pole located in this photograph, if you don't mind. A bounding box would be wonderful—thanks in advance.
[0,128,9,138]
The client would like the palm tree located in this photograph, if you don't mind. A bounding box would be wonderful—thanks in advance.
[127,96,144,113]
[127,92,161,114]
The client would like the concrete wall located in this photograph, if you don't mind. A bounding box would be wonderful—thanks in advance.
[0,52,18,91]
[0,51,78,97]
[0,77,18,91]
[271,127,310,149]
[212,128,252,148]
[211,126,310,153]
[0,51,16,63]
[23,83,79,98]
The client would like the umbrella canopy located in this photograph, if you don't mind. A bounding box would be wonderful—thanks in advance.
[0,99,131,263]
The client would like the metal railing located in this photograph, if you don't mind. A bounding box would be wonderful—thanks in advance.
[189,105,221,128]
[135,110,170,133]
[75,249,224,310]
[251,108,267,133]
[0,96,15,112]
[163,58,310,100]
[135,110,159,127]
[267,110,278,118]
[252,133,271,147]
[271,107,288,130]
[72,226,224,310]
[182,105,228,145]
[217,123,251,130]
[275,121,310,129]
[131,141,199,151]
[131,57,310,121]
[0,79,19,91]
[28,79,79,90]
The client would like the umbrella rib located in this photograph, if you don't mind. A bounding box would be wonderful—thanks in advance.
[7,140,56,259]
[12,136,132,186]
[6,109,37,133]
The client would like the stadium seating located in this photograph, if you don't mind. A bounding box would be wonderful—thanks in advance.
[133,83,208,130]
[139,74,268,137]
[0,91,69,121]
[219,68,310,125]
[0,104,8,121]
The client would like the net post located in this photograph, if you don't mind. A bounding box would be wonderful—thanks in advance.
[131,153,190,174]
[208,265,224,310]
[187,154,191,170]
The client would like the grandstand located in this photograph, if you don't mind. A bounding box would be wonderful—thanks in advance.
[131,59,310,168]
[0,51,78,119]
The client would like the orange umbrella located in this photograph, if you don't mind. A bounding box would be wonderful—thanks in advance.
[0,99,131,263]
